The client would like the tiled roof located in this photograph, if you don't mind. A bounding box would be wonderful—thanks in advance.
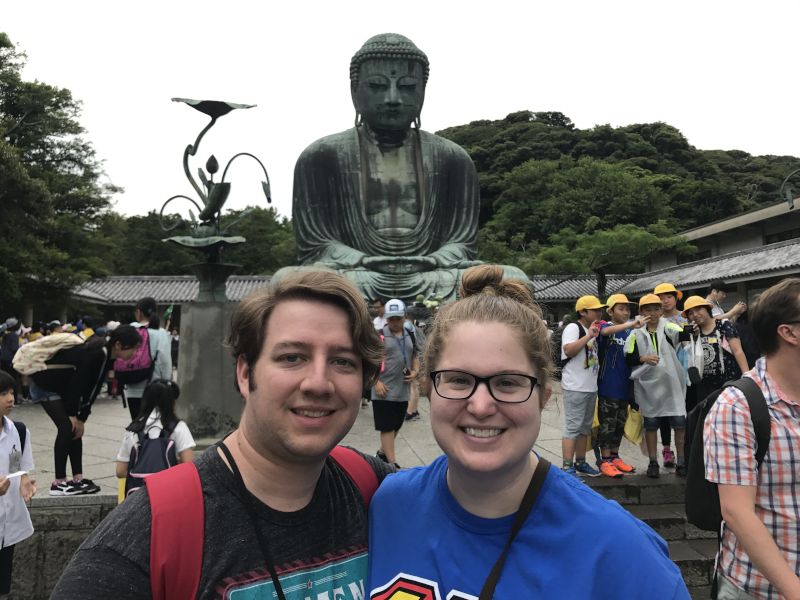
[73,275,271,304]
[618,238,800,297]
[530,275,635,302]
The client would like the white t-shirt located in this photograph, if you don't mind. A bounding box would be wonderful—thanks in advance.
[560,322,599,392]
[0,417,34,547]
[116,410,196,462]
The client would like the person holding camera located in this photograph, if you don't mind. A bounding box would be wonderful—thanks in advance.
[372,299,419,469]
[682,296,749,413]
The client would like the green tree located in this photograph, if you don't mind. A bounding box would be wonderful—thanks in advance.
[221,206,295,274]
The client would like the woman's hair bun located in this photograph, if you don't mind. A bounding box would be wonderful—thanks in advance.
[459,265,536,309]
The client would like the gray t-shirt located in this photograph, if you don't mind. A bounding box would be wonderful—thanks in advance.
[52,446,393,599]
[372,326,414,403]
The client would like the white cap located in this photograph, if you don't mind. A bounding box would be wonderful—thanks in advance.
[384,299,406,318]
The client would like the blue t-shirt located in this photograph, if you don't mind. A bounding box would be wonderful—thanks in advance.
[598,323,633,401]
[368,455,689,600]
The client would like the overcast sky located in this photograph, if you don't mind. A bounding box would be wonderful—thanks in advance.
[5,1,799,219]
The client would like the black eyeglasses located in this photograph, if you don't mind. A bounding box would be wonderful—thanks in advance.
[429,370,538,404]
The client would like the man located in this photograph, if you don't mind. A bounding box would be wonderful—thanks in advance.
[371,297,386,331]
[706,280,746,322]
[372,298,419,468]
[560,295,604,477]
[52,270,393,599]
[705,278,800,600]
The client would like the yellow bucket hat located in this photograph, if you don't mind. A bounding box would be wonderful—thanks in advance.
[653,282,684,300]
[681,295,714,318]
[606,293,634,310]
[575,295,606,312]
[639,293,662,307]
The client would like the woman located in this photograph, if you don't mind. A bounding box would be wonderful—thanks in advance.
[368,265,689,599]
[123,297,173,421]
[115,379,195,496]
[682,296,750,412]
[29,325,141,496]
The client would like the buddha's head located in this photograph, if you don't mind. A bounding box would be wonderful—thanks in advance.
[350,33,429,134]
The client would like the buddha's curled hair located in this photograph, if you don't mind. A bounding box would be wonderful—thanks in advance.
[423,265,553,388]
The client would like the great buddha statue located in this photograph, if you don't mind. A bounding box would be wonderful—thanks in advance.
[284,33,527,301]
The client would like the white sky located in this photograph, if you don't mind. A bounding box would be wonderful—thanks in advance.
[5,1,800,219]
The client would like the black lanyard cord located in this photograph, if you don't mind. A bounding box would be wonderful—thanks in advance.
[217,440,287,600]
[478,457,551,600]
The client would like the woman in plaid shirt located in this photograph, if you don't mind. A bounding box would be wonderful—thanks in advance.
[704,277,800,600]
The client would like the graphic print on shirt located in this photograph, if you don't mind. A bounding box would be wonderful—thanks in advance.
[221,551,367,600]
[370,573,476,600]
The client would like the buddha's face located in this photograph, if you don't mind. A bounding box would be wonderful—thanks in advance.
[353,58,425,132]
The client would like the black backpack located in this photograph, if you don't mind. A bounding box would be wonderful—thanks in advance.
[550,321,585,380]
[125,424,178,497]
[684,377,771,532]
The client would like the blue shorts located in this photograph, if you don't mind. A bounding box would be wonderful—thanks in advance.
[28,379,61,403]
[643,415,686,431]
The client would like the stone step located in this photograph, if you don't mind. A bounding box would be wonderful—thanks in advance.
[586,472,686,505]
[627,503,718,541]
[669,539,719,588]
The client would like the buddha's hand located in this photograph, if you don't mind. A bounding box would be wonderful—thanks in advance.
[361,255,437,274]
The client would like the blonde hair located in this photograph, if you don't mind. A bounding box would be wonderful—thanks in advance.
[422,265,552,389]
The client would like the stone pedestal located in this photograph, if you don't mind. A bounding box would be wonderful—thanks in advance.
[177,301,241,437]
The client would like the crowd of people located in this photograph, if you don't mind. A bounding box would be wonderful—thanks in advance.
[0,272,796,599]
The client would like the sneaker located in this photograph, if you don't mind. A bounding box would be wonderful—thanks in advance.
[575,461,601,477]
[49,480,83,496]
[646,461,660,478]
[675,464,687,477]
[611,457,635,473]
[662,447,675,468]
[404,412,415,421]
[599,461,623,479]
[376,450,389,463]
[72,479,101,494]
[561,465,579,477]
[361,398,368,408]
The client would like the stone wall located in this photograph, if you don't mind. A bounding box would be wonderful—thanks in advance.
[8,494,117,600]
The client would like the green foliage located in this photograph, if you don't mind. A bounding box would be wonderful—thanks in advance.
[221,206,296,275]
[437,110,798,277]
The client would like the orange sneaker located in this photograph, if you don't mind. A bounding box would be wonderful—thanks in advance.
[612,457,635,473]
[599,461,623,478]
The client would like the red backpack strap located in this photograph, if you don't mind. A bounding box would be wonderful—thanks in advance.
[330,445,380,507]
[146,462,204,600]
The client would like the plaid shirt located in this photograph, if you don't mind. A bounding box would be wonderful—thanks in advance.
[704,357,800,600]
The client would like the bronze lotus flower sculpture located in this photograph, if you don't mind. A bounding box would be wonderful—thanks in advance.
[160,98,272,262]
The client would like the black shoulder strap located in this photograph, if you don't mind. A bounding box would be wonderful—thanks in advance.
[479,457,550,600]
[13,421,26,450]
[729,378,771,468]
[408,329,417,353]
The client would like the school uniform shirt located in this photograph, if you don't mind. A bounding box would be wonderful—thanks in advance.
[116,410,196,462]
[0,417,34,548]
[560,322,599,392]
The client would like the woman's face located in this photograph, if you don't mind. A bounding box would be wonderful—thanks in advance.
[429,320,543,479]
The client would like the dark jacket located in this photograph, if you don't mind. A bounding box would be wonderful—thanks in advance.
[31,338,111,421]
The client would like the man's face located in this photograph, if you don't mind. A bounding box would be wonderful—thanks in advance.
[370,300,384,318]
[386,316,405,334]
[236,299,363,466]
[354,58,425,132]
[711,289,727,303]
[658,293,677,312]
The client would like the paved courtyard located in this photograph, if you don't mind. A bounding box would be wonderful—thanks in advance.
[15,384,653,498]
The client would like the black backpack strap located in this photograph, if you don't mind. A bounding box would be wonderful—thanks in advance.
[729,378,771,468]
[13,421,26,450]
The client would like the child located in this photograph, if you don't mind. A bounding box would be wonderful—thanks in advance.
[115,379,195,492]
[0,371,36,596]
[596,294,645,478]
[625,294,689,478]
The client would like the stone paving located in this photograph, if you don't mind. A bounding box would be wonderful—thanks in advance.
[15,384,653,498]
